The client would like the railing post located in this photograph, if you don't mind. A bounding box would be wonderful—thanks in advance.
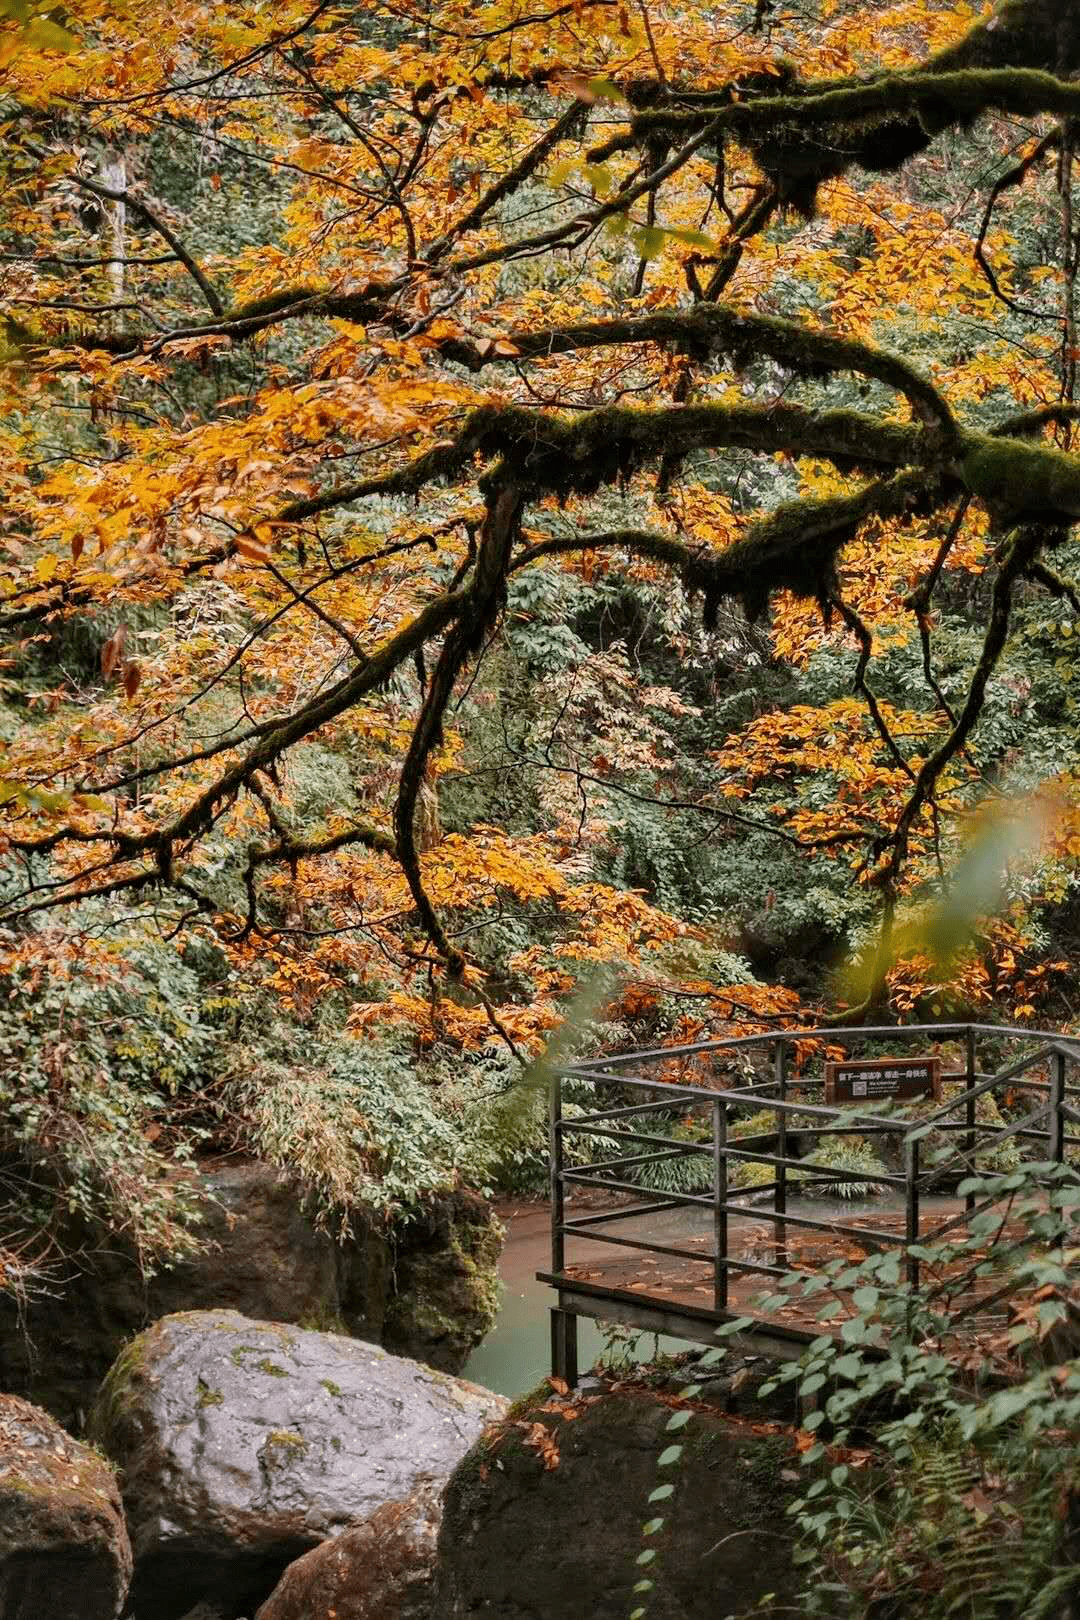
[550,1069,564,1276]
[774,1038,788,1271]
[965,1026,977,1214]
[713,1098,728,1312]
[905,1134,920,1290]
[1050,1049,1066,1166]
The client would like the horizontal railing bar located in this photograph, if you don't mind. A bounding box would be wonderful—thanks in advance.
[568,1069,698,1092]
[562,1097,699,1126]
[560,1120,709,1150]
[581,1073,934,1125]
[731,1125,901,1143]
[712,1203,909,1245]
[560,1171,713,1207]
[558,1227,714,1266]
[967,1024,1080,1047]
[566,1025,1080,1075]
[559,1228,792,1281]
[566,1024,979,1069]
[972,1075,1053,1093]
[563,1199,694,1228]
[722,1145,905,1187]
[570,1147,705,1178]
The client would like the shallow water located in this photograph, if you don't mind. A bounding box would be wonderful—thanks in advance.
[462,1201,685,1396]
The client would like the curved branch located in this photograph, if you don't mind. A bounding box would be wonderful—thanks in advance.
[393,481,522,976]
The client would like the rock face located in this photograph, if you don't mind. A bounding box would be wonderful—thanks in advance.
[0,1393,132,1620]
[434,1384,801,1619]
[0,1164,502,1421]
[90,1309,506,1620]
[255,1478,440,1620]
[380,1189,502,1372]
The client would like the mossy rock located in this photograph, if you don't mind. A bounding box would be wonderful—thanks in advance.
[435,1385,802,1619]
[89,1309,506,1620]
[381,1189,504,1372]
[0,1393,132,1620]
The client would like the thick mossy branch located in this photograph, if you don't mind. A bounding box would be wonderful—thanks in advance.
[510,472,937,623]
[449,303,955,435]
[589,0,1080,212]
[710,470,937,621]
[960,439,1080,523]
[277,387,1080,529]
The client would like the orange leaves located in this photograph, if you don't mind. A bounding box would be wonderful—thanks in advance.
[99,625,142,703]
[512,1419,560,1470]
[349,993,558,1053]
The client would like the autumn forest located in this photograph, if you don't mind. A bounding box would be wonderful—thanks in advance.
[4,0,1080,1612]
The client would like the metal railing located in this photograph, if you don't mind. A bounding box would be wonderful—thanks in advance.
[543,1023,1080,1378]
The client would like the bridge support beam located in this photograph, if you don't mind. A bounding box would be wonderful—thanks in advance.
[550,1306,579,1387]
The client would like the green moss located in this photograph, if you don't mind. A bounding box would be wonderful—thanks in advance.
[740,1433,791,1496]
[320,1379,344,1398]
[261,1429,307,1469]
[229,1343,277,1367]
[297,1305,347,1335]
[87,1330,154,1447]
[257,1359,289,1378]
[504,1379,552,1423]
[961,436,1080,521]
[196,1379,223,1409]
[266,1428,305,1449]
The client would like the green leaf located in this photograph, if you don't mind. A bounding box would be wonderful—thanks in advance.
[657,1445,684,1467]
[666,1409,692,1431]
[631,225,669,261]
[648,1483,675,1502]
[586,75,628,103]
[661,225,717,247]
[642,1516,665,1535]
[25,15,74,48]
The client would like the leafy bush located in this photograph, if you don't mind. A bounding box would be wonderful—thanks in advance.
[724,1163,1080,1619]
[0,927,210,1272]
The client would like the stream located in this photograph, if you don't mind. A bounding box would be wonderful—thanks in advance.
[461,1200,678,1396]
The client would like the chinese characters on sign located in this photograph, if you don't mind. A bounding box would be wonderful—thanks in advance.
[824,1057,941,1104]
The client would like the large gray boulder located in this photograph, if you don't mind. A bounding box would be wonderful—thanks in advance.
[255,1478,440,1620]
[89,1309,506,1620]
[0,1165,501,1422]
[434,1383,801,1619]
[0,1393,132,1620]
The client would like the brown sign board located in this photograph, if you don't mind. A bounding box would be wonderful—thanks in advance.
[824,1056,941,1105]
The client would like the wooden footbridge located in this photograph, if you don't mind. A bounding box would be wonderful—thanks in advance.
[542,1023,1080,1381]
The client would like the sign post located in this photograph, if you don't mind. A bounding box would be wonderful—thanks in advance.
[824,1056,941,1105]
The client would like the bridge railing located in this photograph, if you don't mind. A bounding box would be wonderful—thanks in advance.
[545,1023,1080,1377]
